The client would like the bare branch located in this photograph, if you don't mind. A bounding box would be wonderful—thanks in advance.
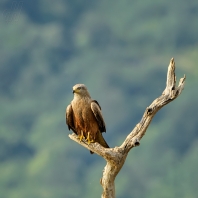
[68,58,186,198]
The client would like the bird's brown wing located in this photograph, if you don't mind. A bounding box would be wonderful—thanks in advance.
[91,100,106,133]
[91,100,109,151]
[66,104,77,134]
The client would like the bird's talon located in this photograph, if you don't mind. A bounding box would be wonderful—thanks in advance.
[87,139,94,145]
[86,132,94,145]
[79,131,85,141]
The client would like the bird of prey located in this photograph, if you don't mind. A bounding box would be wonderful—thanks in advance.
[66,84,109,153]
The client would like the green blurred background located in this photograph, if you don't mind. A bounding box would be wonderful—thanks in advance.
[0,0,198,198]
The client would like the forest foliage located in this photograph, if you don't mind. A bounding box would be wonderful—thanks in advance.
[0,0,198,198]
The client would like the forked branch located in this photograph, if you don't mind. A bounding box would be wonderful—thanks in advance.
[69,58,186,198]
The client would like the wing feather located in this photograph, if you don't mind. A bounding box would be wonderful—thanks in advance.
[91,100,106,132]
[66,104,77,134]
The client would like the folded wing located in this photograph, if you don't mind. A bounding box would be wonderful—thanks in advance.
[66,104,77,134]
[91,100,106,133]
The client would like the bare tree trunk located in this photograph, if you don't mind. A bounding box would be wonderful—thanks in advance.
[69,58,186,198]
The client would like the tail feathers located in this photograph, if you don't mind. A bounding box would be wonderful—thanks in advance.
[90,132,109,154]
[97,132,109,148]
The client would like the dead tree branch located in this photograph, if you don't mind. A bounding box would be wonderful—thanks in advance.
[69,58,186,198]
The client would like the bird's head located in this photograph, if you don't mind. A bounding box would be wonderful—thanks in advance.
[72,84,91,98]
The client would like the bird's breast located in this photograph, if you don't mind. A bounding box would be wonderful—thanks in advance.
[71,99,98,133]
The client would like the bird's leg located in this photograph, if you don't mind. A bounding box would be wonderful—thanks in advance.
[86,132,94,145]
[79,130,85,141]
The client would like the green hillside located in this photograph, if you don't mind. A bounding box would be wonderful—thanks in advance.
[0,0,198,197]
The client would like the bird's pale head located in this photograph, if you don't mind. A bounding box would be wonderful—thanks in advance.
[72,84,91,98]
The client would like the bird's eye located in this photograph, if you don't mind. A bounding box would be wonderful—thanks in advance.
[77,87,81,90]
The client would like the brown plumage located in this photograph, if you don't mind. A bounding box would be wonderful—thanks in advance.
[66,84,109,154]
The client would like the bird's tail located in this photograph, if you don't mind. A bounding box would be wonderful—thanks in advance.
[90,132,109,154]
[98,132,109,148]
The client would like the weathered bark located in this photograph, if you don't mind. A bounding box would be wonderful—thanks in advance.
[69,58,186,198]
